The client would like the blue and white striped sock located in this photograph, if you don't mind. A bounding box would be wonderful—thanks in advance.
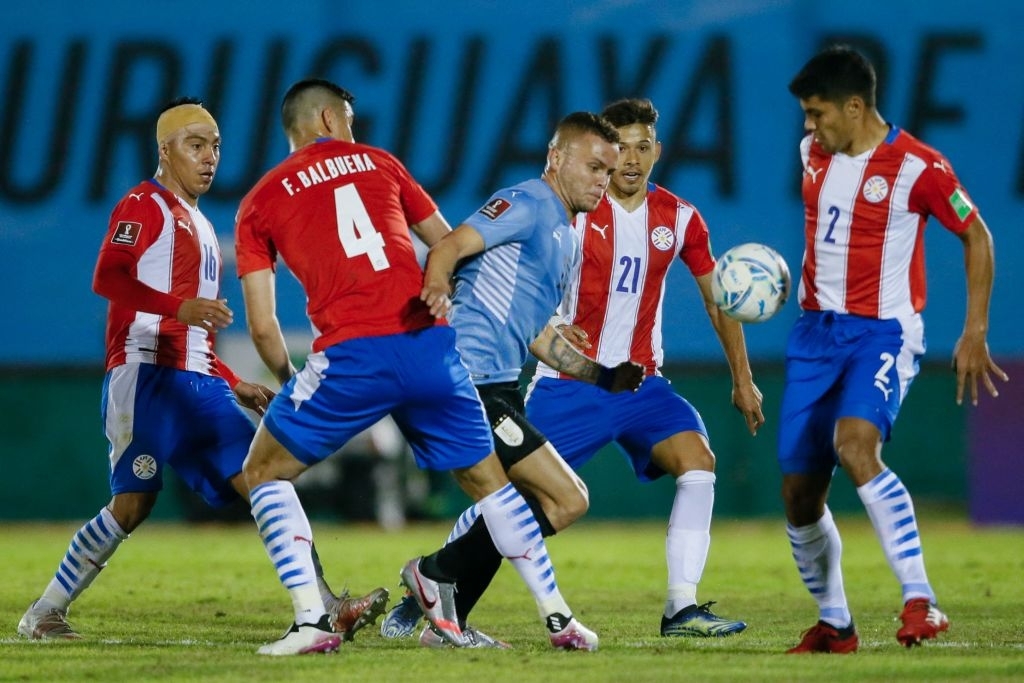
[857,468,935,603]
[250,480,325,624]
[445,504,481,544]
[787,506,852,629]
[40,506,128,610]
[478,483,569,620]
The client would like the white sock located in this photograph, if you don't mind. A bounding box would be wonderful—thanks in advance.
[39,507,128,611]
[665,470,715,617]
[787,507,851,628]
[857,468,935,603]
[478,483,571,622]
[250,481,325,625]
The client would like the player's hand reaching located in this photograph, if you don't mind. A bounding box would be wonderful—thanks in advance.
[732,380,765,436]
[952,332,1009,406]
[177,297,233,331]
[420,281,452,318]
[233,381,275,416]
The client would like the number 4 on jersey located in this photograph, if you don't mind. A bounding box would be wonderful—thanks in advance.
[334,183,390,271]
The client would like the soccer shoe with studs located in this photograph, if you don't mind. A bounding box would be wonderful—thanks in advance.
[380,591,423,638]
[547,614,598,651]
[329,587,390,641]
[419,622,511,649]
[896,598,949,647]
[17,600,82,640]
[786,620,859,654]
[399,557,466,647]
[660,601,747,637]
[256,614,341,656]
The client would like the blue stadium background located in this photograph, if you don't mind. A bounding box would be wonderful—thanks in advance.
[1,0,1021,521]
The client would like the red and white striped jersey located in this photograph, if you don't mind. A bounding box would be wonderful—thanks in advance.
[798,127,977,319]
[96,180,226,375]
[535,184,715,378]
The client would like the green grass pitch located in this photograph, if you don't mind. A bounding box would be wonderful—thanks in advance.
[1,516,1022,682]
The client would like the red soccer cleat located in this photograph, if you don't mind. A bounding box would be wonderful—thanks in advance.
[786,620,859,654]
[896,598,949,647]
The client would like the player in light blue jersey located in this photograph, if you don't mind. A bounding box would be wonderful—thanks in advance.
[381,112,643,650]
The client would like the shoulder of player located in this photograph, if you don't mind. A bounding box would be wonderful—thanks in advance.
[109,180,169,223]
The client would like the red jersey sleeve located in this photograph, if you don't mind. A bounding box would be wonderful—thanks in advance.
[235,195,279,279]
[906,148,978,235]
[94,188,184,317]
[678,206,715,278]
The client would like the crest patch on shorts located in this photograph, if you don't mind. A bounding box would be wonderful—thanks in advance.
[493,415,524,447]
[132,454,158,480]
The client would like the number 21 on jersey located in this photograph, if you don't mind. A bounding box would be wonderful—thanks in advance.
[334,183,390,271]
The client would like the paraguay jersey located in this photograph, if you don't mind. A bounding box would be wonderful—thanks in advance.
[235,138,439,352]
[798,127,978,319]
[98,179,224,373]
[534,183,715,379]
[450,178,580,384]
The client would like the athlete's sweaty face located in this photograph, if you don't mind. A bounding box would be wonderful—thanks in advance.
[159,123,221,205]
[552,132,619,215]
[608,122,661,200]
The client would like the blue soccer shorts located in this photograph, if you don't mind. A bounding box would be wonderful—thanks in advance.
[525,374,707,482]
[777,310,925,475]
[263,325,494,471]
[102,363,255,508]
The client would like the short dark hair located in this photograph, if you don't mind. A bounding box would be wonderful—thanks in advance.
[281,78,355,131]
[552,111,620,147]
[788,45,877,108]
[601,98,659,129]
[160,96,204,114]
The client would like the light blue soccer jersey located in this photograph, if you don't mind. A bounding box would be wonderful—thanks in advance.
[450,178,579,384]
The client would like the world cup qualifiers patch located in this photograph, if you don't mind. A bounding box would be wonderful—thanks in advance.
[948,188,974,222]
[478,197,512,220]
[111,221,142,246]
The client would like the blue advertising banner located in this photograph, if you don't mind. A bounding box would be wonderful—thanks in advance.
[2,0,1021,363]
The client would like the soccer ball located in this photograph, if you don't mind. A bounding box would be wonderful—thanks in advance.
[710,243,791,323]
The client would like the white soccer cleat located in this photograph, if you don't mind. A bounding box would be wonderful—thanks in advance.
[18,600,82,640]
[256,615,341,656]
[399,557,466,647]
[548,616,599,651]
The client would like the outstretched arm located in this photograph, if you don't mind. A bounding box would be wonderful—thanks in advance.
[529,323,643,393]
[953,216,1009,405]
[696,271,765,435]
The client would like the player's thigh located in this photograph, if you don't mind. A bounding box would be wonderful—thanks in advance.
[834,316,922,441]
[263,342,396,467]
[103,364,187,497]
[525,377,618,471]
[616,377,708,482]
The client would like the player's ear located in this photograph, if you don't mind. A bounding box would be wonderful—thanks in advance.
[844,96,864,119]
[653,140,663,163]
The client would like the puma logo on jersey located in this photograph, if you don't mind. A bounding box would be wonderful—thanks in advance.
[129,192,144,200]
[589,223,608,239]
[933,160,949,173]
[176,218,193,235]
[804,165,822,183]
[874,380,893,401]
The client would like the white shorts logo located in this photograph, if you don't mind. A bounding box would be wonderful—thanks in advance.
[650,226,675,251]
[862,175,889,203]
[494,416,524,447]
[132,454,158,480]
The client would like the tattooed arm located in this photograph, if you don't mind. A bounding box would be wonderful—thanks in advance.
[529,323,643,393]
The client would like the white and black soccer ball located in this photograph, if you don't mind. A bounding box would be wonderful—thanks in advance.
[710,243,791,323]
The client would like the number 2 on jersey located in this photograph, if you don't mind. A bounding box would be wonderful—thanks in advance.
[334,183,390,271]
